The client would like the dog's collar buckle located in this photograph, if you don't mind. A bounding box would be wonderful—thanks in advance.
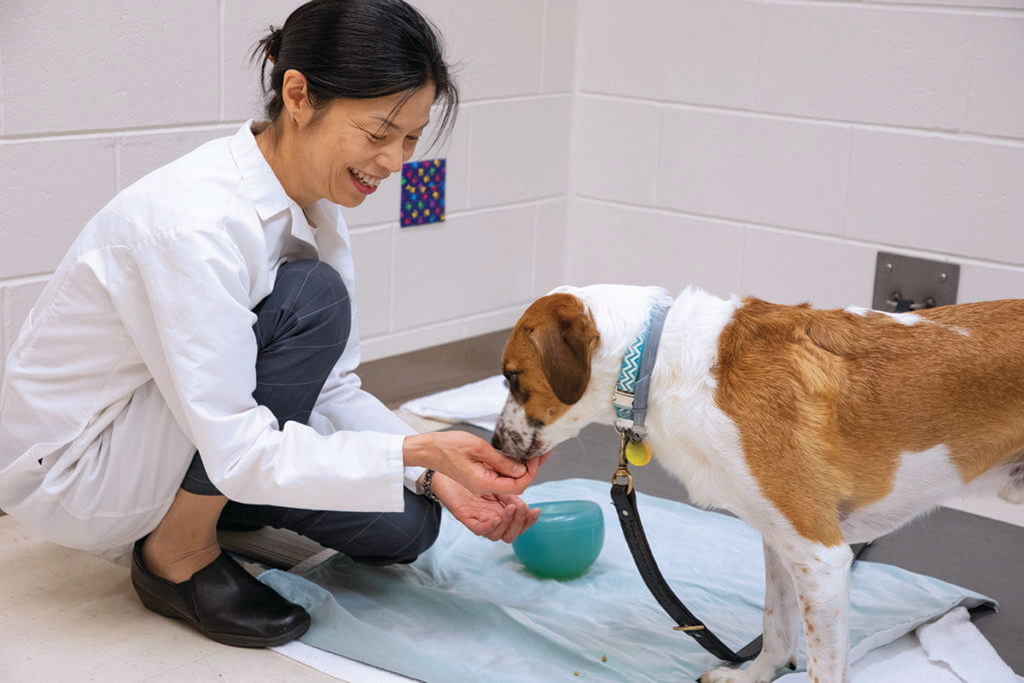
[612,390,635,410]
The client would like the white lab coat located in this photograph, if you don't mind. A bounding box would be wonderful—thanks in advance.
[0,121,423,564]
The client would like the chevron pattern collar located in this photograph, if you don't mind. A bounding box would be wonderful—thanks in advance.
[613,300,672,440]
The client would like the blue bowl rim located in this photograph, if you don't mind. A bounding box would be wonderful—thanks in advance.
[523,499,604,526]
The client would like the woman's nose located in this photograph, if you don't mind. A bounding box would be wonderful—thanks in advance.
[376,140,404,174]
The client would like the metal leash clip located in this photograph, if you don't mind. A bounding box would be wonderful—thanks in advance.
[611,429,634,495]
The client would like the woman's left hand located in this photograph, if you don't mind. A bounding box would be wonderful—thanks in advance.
[429,470,543,543]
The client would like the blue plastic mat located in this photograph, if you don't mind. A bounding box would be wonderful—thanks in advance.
[261,478,993,682]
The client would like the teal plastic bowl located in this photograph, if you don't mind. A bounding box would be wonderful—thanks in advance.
[512,500,605,579]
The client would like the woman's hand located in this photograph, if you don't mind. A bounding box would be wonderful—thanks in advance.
[403,431,544,497]
[429,471,541,543]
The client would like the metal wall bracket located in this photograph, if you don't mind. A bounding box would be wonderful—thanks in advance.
[871,252,960,312]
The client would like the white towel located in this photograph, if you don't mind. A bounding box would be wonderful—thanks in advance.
[779,607,1021,683]
[918,608,1020,683]
[399,374,507,431]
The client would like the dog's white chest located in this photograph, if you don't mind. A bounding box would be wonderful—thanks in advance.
[647,423,761,516]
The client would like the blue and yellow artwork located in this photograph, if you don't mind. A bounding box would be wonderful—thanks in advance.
[401,158,445,227]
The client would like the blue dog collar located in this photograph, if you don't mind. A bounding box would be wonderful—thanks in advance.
[613,300,671,439]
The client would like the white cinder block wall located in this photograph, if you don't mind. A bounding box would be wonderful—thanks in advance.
[3,0,1024,387]
[568,0,1024,309]
[0,0,573,383]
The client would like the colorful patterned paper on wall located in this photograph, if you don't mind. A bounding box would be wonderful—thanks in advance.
[400,158,446,227]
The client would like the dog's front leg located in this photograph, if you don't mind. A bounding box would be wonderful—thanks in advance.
[789,543,853,683]
[699,541,800,683]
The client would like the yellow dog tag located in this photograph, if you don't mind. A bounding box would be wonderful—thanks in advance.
[625,440,652,466]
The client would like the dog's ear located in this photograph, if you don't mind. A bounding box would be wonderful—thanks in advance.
[529,295,600,405]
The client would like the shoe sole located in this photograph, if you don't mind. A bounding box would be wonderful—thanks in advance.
[135,584,311,648]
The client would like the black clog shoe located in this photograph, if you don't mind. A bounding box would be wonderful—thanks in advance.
[131,538,311,647]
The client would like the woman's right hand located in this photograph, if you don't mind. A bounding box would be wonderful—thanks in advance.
[402,431,543,497]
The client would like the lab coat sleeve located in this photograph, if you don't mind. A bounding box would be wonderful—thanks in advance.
[310,367,426,494]
[109,226,406,511]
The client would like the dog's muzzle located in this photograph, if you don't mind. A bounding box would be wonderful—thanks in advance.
[491,426,534,464]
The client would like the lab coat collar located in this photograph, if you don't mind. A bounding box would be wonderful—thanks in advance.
[231,120,294,223]
[233,120,349,251]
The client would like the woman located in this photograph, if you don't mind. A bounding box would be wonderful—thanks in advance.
[0,0,545,648]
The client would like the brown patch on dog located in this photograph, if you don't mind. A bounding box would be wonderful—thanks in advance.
[502,293,600,424]
[714,298,1024,546]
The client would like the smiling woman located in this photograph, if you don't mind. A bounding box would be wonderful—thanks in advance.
[0,0,544,653]
[250,0,458,209]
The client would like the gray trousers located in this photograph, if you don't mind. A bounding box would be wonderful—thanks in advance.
[181,259,440,565]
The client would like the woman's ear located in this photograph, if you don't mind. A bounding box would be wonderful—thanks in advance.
[281,69,310,123]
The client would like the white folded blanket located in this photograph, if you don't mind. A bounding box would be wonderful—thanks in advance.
[399,374,506,430]
[781,607,1021,682]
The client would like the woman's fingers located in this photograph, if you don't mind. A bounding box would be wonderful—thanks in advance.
[484,503,515,541]
[521,506,542,534]
[473,439,527,477]
[417,431,550,498]
[500,500,532,543]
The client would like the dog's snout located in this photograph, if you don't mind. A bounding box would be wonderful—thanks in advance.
[490,424,534,464]
[490,429,505,452]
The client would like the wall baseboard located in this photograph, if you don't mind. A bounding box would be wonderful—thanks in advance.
[358,329,511,408]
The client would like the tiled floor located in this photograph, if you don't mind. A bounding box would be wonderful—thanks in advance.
[1,407,1022,681]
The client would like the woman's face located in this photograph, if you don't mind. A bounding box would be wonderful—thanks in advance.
[297,85,436,208]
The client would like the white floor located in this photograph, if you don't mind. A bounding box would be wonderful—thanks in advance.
[1,407,1021,682]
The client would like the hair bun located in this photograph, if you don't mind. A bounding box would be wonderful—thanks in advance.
[262,26,283,62]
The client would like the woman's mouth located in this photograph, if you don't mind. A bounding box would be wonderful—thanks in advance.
[349,168,381,194]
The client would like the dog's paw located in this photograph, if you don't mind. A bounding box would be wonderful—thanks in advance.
[698,665,774,683]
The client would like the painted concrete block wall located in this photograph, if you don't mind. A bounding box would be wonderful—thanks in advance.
[4,0,1023,390]
[0,1,574,385]
[568,0,1024,310]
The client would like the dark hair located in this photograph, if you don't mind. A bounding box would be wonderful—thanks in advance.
[253,0,458,149]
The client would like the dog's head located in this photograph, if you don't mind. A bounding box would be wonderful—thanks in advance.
[491,291,601,462]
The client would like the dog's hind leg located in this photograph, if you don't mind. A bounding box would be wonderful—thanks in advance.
[699,540,800,683]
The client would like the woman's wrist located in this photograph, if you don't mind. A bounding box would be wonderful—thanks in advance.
[402,433,439,470]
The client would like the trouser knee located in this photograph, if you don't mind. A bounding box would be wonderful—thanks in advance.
[258,259,351,352]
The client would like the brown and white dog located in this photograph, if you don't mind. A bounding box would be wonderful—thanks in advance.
[491,284,1024,683]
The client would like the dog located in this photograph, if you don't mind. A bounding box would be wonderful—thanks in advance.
[491,284,1024,683]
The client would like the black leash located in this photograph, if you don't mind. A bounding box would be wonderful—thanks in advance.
[610,433,872,663]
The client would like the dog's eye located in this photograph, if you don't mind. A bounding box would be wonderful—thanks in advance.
[503,371,519,393]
